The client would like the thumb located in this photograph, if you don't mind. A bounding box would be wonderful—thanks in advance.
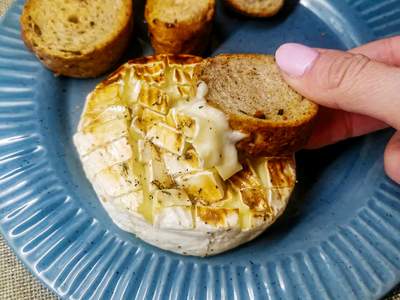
[385,131,400,184]
[275,43,400,130]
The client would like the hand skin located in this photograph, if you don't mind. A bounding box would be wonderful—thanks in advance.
[275,36,400,183]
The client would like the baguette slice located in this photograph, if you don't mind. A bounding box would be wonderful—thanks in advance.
[20,0,133,78]
[145,0,215,55]
[196,54,318,156]
[225,0,284,17]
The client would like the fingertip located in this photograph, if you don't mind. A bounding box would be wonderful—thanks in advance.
[275,43,319,77]
[384,131,400,184]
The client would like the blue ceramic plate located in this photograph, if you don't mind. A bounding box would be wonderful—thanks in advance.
[0,0,399,299]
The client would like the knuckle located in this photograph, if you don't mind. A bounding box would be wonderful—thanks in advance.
[322,54,371,91]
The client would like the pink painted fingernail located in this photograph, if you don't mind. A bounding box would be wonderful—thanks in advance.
[275,43,319,77]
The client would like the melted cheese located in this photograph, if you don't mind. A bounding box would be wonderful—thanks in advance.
[177,82,246,180]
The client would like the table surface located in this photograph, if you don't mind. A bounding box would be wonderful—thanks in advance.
[0,1,398,299]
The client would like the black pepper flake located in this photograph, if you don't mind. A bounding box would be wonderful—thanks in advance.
[277,109,284,116]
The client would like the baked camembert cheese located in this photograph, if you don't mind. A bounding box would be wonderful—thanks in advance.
[74,54,295,256]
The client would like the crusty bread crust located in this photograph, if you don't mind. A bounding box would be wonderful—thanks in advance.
[196,54,318,156]
[20,0,133,78]
[225,0,284,17]
[145,0,215,55]
[228,112,316,156]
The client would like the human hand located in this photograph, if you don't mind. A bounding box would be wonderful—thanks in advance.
[275,36,400,183]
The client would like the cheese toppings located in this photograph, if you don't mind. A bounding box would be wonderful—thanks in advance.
[74,56,296,256]
[177,82,246,180]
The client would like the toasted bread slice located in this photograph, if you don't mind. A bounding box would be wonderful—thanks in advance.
[20,0,133,78]
[226,0,284,17]
[196,54,318,156]
[145,0,215,55]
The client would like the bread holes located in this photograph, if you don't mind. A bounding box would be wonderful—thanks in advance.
[254,111,266,119]
[67,15,79,24]
[33,23,42,36]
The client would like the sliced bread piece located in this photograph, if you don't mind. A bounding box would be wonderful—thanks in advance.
[145,0,215,55]
[20,0,133,78]
[196,54,318,156]
[225,0,284,17]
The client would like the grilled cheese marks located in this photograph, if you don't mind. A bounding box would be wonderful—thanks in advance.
[74,54,296,256]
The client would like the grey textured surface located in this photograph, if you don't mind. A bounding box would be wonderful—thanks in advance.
[0,236,56,299]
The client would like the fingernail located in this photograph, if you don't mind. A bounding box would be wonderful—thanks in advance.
[275,43,319,77]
